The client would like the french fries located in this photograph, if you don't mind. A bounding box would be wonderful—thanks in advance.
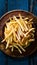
[19,14,28,31]
[1,14,35,54]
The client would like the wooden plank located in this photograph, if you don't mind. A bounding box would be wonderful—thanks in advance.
[0,0,8,17]
[0,0,5,17]
[8,0,28,11]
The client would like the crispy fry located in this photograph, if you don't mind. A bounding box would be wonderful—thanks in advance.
[17,43,26,52]
[11,46,14,52]
[29,39,35,42]
[25,28,35,36]
[14,44,22,54]
[6,39,9,49]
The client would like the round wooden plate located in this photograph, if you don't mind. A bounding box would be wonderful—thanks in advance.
[0,10,37,57]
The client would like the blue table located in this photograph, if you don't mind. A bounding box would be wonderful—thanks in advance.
[0,0,37,65]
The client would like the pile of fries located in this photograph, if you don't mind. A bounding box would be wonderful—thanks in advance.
[1,14,35,54]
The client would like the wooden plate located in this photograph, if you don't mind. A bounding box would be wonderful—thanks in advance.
[0,10,37,57]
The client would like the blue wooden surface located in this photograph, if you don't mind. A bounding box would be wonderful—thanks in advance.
[0,0,37,65]
[8,0,28,11]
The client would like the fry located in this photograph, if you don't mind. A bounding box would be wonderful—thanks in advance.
[29,39,35,42]
[14,44,22,54]
[11,46,14,52]
[25,28,35,36]
[17,43,26,52]
[6,39,9,49]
